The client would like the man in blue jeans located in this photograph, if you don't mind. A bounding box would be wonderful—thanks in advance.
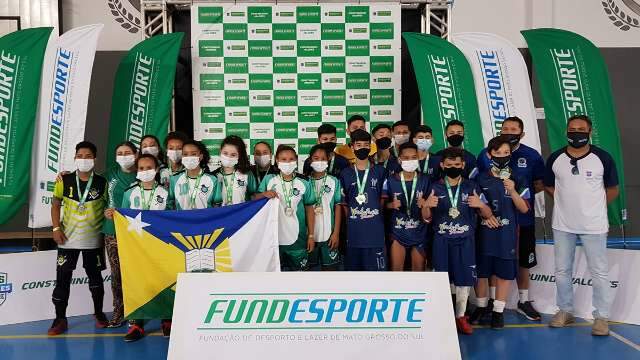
[544,115,619,336]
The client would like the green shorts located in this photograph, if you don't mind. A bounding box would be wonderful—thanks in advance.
[279,242,309,271]
[310,241,340,267]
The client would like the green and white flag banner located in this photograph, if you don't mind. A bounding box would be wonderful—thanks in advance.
[402,32,484,155]
[522,28,627,225]
[0,27,52,226]
[106,32,184,166]
[191,2,402,166]
[28,24,104,229]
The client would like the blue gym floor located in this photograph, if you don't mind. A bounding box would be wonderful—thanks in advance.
[0,312,638,359]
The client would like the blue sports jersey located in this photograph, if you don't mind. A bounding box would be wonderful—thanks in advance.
[382,173,430,247]
[340,163,386,248]
[374,151,400,175]
[477,143,544,226]
[432,148,478,180]
[475,171,530,260]
[429,179,482,239]
[418,155,439,179]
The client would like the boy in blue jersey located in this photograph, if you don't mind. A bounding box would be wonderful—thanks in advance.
[471,135,530,329]
[412,125,439,179]
[476,117,545,320]
[423,147,494,335]
[382,142,430,271]
[432,120,478,179]
[371,124,399,174]
[340,129,388,271]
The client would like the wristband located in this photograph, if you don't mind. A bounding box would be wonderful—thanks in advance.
[52,227,61,232]
[308,234,314,238]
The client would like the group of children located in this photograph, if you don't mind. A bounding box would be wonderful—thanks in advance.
[48,114,544,341]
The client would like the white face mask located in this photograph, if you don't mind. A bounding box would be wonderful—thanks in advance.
[416,138,433,152]
[278,161,297,176]
[182,156,201,170]
[220,154,239,168]
[394,134,410,145]
[310,161,328,173]
[142,146,159,157]
[167,149,182,163]
[255,154,271,168]
[136,169,157,183]
[75,159,95,172]
[401,159,420,173]
[116,155,136,170]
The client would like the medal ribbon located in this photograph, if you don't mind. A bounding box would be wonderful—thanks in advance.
[400,172,418,216]
[188,170,204,209]
[445,178,462,212]
[222,171,236,205]
[354,164,370,199]
[313,175,328,207]
[279,174,294,209]
[140,183,157,210]
[75,171,94,210]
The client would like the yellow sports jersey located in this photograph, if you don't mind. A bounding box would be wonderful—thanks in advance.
[53,172,107,249]
[334,142,378,164]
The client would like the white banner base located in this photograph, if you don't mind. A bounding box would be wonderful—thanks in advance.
[0,250,113,326]
[169,272,461,360]
[506,244,640,325]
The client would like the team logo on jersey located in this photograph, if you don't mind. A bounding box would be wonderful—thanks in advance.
[292,188,300,196]
[237,179,246,187]
[371,178,378,187]
[323,185,332,193]
[156,195,164,204]
[88,188,100,200]
[57,255,67,266]
[461,193,469,202]
[518,157,527,168]
[201,184,209,194]
[586,170,593,177]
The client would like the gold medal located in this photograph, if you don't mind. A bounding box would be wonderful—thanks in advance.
[314,205,323,215]
[499,168,511,180]
[449,207,460,219]
[77,204,86,213]
[355,194,366,205]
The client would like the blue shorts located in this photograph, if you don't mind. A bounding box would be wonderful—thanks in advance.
[390,235,426,254]
[477,255,518,280]
[345,247,387,271]
[432,236,477,286]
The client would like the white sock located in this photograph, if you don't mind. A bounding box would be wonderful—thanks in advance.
[490,286,496,300]
[519,289,529,303]
[450,284,456,295]
[493,300,506,313]
[455,286,470,318]
[476,297,488,308]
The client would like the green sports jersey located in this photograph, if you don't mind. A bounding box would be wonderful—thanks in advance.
[103,166,137,235]
[258,173,316,248]
[53,171,107,249]
[310,174,342,242]
[168,169,218,210]
[211,168,258,206]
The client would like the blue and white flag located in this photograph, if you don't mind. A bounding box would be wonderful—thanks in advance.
[28,24,104,228]
[115,198,280,319]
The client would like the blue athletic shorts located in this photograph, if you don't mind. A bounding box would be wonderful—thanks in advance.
[432,235,477,286]
[477,255,518,280]
[345,247,387,271]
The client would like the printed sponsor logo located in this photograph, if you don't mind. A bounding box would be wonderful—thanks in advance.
[45,49,73,174]
[126,53,154,148]
[477,50,508,135]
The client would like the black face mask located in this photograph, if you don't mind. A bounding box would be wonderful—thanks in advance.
[447,134,464,147]
[442,166,464,179]
[320,142,337,153]
[567,132,589,148]
[375,137,392,150]
[354,148,370,160]
[504,134,521,147]
[491,155,511,169]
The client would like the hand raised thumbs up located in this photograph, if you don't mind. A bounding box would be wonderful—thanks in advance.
[468,189,483,208]
[389,193,402,210]
[426,189,439,208]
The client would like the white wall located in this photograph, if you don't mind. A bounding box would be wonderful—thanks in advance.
[451,0,640,47]
[0,0,59,36]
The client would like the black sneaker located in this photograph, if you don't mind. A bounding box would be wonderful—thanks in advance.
[487,298,494,312]
[517,301,541,321]
[469,306,489,325]
[124,324,145,342]
[491,311,504,329]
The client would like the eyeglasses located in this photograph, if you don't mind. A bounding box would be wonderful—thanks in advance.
[570,158,579,175]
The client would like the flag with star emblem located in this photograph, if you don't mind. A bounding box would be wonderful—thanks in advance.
[114,198,280,319]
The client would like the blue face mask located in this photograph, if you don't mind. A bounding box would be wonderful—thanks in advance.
[416,138,433,152]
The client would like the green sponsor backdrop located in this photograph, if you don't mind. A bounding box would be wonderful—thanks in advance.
[522,28,626,225]
[192,3,401,166]
[0,28,52,225]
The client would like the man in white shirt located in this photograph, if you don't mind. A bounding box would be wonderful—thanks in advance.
[544,115,619,336]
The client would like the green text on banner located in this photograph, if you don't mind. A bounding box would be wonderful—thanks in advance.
[522,28,627,225]
[107,32,184,166]
[0,27,53,225]
[402,32,484,154]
